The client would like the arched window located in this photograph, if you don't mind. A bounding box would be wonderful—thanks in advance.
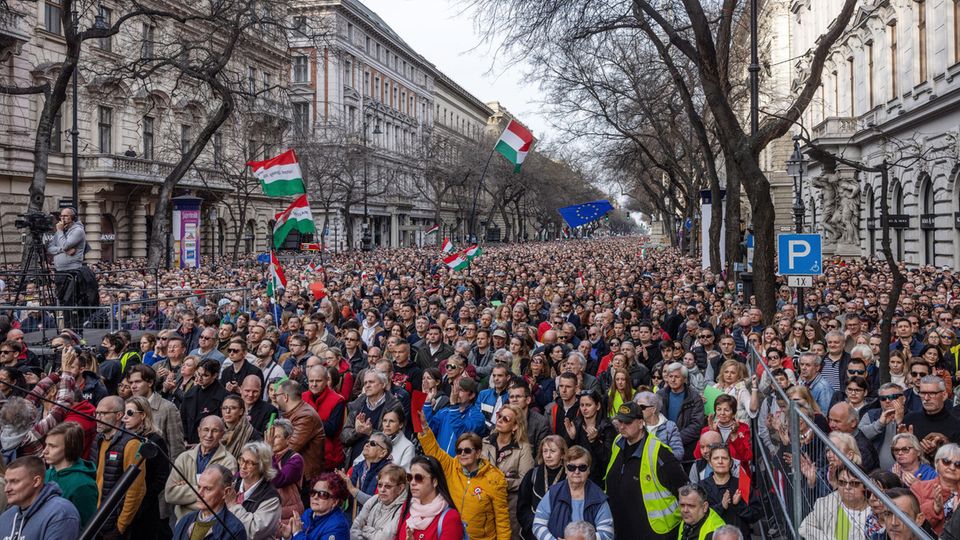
[922,177,935,265]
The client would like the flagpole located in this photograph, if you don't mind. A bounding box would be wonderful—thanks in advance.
[468,145,497,244]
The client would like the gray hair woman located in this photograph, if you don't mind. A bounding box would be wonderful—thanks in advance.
[226,441,282,540]
[890,433,936,487]
[341,431,394,512]
[269,418,304,521]
[350,463,409,540]
[634,391,684,460]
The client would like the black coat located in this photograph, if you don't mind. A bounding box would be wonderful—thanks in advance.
[181,382,228,444]
[700,474,759,537]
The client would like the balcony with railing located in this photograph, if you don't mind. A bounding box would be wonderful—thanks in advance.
[251,95,292,122]
[811,116,860,141]
[79,154,234,191]
[0,7,30,60]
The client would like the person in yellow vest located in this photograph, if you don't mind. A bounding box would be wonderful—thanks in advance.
[677,484,726,540]
[604,401,686,539]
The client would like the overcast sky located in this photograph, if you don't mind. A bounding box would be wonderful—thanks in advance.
[359,0,552,139]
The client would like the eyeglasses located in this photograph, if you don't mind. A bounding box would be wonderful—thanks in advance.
[199,336,213,340]
[845,387,865,394]
[941,458,960,468]
[878,393,904,401]
[837,479,863,488]
[376,482,398,490]
[407,472,427,483]
[366,440,384,450]
[456,446,476,456]
[566,463,589,473]
[309,489,333,499]
[891,446,914,454]
[95,410,121,416]
[847,369,866,375]
[124,409,140,416]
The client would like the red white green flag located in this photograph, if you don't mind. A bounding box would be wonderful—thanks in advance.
[273,194,316,249]
[425,224,439,235]
[494,120,534,173]
[441,238,454,253]
[443,251,469,271]
[267,252,287,296]
[248,149,306,197]
[463,244,482,260]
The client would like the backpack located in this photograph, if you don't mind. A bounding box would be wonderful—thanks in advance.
[436,507,469,540]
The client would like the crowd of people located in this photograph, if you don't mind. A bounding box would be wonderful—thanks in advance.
[0,238,957,539]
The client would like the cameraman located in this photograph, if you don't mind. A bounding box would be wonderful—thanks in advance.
[46,207,86,327]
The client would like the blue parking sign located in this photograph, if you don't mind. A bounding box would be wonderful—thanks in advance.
[777,234,822,275]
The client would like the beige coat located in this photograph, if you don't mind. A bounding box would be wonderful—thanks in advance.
[163,444,237,519]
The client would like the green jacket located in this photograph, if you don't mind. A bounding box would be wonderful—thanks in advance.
[45,459,98,527]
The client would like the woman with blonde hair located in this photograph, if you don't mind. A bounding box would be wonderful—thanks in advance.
[351,464,409,540]
[715,359,752,421]
[482,403,535,539]
[123,395,170,539]
[226,441,281,540]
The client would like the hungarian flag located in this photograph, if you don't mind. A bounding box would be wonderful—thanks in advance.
[425,224,439,235]
[273,194,316,248]
[443,251,469,271]
[247,149,306,197]
[561,227,570,239]
[463,244,482,260]
[305,262,320,273]
[577,271,586,288]
[266,252,286,296]
[494,119,533,173]
[441,238,454,253]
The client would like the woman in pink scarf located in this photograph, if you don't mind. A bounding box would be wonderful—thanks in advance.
[398,455,465,540]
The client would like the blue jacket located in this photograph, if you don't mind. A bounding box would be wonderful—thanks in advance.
[806,375,834,415]
[533,480,614,540]
[173,507,247,540]
[477,387,510,429]
[425,399,486,455]
[0,483,80,540]
[292,508,350,540]
[653,419,685,461]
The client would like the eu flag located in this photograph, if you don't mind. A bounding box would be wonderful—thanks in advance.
[558,200,614,228]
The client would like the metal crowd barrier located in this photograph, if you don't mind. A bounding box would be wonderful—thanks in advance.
[747,345,932,539]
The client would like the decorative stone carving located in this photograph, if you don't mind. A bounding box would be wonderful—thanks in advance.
[812,170,861,258]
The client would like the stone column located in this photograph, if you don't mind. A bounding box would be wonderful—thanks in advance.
[131,202,148,258]
[81,200,102,262]
[390,209,399,248]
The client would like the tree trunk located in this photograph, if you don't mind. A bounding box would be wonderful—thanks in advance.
[345,211,355,250]
[724,159,742,278]
[733,153,777,322]
[878,162,905,383]
[709,177,722,272]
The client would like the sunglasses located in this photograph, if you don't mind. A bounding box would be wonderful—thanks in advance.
[309,489,333,499]
[228,348,243,353]
[456,447,476,456]
[365,440,384,450]
[566,463,589,473]
[837,479,863,489]
[878,393,904,401]
[407,472,427,483]
[910,371,929,377]
[124,409,140,416]
[847,369,866,375]
[941,458,960,468]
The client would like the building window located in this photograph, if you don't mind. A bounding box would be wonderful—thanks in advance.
[213,133,223,166]
[365,36,371,54]
[292,15,306,34]
[44,0,61,34]
[847,57,854,116]
[143,116,154,159]
[347,22,354,42]
[293,102,310,137]
[141,23,155,59]
[99,7,112,51]
[180,124,191,156]
[98,106,112,153]
[832,71,839,116]
[867,43,874,109]
[376,43,381,61]
[263,72,272,95]
[247,66,256,93]
[293,56,308,83]
[344,60,352,87]
[890,22,898,97]
[374,76,380,100]
[364,71,370,96]
[51,112,62,152]
[918,1,927,82]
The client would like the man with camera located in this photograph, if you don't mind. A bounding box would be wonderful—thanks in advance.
[46,207,86,328]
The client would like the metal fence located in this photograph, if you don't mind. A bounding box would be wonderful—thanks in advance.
[747,345,932,540]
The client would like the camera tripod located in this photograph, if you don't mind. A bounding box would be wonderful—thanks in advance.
[11,229,59,308]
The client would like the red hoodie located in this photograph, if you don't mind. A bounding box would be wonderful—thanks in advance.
[65,400,97,459]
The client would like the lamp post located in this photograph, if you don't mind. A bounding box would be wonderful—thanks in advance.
[70,3,109,209]
[786,134,809,316]
[360,114,381,252]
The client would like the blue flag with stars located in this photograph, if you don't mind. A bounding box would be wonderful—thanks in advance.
[558,200,614,229]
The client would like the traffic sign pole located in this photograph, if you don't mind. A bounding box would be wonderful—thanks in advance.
[778,233,823,320]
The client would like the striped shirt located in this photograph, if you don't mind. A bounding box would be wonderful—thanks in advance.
[821,356,842,391]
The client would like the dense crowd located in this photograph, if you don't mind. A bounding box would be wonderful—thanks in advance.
[0,238,957,539]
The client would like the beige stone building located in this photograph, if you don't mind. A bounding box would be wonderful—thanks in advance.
[0,0,290,264]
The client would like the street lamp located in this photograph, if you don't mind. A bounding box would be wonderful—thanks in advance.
[71,3,110,209]
[786,134,809,316]
[360,114,381,252]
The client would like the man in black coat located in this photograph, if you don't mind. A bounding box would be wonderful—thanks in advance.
[181,358,228,445]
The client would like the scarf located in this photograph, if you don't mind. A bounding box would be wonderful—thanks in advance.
[0,425,29,452]
[224,417,255,458]
[407,496,448,531]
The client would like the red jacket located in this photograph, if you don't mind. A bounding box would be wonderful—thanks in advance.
[398,507,464,540]
[302,386,346,470]
[334,359,354,401]
[693,421,753,470]
[65,400,98,459]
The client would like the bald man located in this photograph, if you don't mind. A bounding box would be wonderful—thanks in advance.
[828,402,879,473]
[240,374,278,435]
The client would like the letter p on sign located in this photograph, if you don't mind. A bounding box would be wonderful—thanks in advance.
[787,240,810,269]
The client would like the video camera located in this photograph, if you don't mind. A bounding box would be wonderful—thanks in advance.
[14,211,55,234]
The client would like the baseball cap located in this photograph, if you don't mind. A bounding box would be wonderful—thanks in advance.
[493,329,508,339]
[614,402,644,423]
